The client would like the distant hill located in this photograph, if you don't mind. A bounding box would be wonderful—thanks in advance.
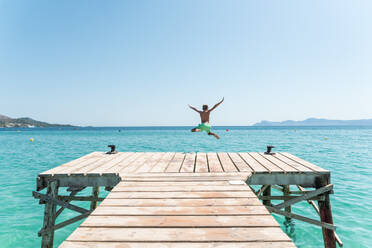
[0,115,76,128]
[0,114,11,121]
[253,118,372,126]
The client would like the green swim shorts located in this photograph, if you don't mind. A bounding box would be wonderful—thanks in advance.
[196,122,211,133]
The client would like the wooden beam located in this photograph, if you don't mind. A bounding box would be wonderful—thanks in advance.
[37,173,120,191]
[273,184,333,209]
[90,187,100,210]
[33,191,89,214]
[66,186,86,192]
[297,186,343,247]
[248,173,330,187]
[39,212,90,236]
[57,195,105,202]
[257,185,269,196]
[40,180,58,248]
[56,191,79,218]
[316,180,336,248]
[283,185,291,222]
[262,185,271,206]
[266,206,336,231]
[271,185,284,192]
[259,195,325,201]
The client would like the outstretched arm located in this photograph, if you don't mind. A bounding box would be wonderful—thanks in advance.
[209,97,224,112]
[188,104,201,113]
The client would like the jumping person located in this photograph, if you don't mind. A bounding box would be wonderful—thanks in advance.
[188,97,224,139]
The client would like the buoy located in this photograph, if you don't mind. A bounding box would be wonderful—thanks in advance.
[226,129,229,132]
[30,138,34,142]
[324,137,328,140]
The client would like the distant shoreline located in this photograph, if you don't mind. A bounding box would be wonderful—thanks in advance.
[0,114,76,128]
[1,125,372,132]
[253,118,372,126]
[1,115,372,128]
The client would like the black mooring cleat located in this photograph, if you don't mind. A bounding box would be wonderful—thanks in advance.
[107,145,117,154]
[264,145,275,155]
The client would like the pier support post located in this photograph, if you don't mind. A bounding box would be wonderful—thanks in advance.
[41,180,58,248]
[283,185,291,221]
[317,178,336,248]
[90,186,100,211]
[262,185,271,206]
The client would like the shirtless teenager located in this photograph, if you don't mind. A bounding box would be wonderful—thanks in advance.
[188,97,224,139]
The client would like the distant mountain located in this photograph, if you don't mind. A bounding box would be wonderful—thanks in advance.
[253,118,372,126]
[0,114,11,121]
[0,115,76,128]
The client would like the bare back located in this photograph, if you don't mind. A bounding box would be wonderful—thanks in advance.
[199,111,211,123]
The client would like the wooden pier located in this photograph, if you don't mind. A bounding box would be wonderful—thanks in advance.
[33,151,340,248]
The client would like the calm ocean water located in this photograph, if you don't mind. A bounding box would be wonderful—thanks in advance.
[0,126,371,248]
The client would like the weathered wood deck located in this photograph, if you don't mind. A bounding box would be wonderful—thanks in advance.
[34,151,338,248]
[60,174,295,248]
[37,152,329,191]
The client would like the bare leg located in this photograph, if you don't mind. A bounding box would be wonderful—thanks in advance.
[208,132,220,139]
[191,128,201,132]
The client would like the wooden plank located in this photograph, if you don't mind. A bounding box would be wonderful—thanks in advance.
[52,155,107,175]
[109,152,143,173]
[120,178,247,182]
[206,153,223,172]
[228,153,253,172]
[121,172,250,178]
[218,152,238,172]
[81,215,279,227]
[120,173,250,181]
[273,153,313,172]
[150,152,175,172]
[89,152,134,174]
[195,152,208,172]
[135,152,164,173]
[180,152,196,172]
[238,152,268,173]
[118,181,231,186]
[66,227,291,242]
[91,206,269,215]
[72,153,123,174]
[166,153,186,172]
[106,191,255,199]
[40,152,102,175]
[281,152,329,172]
[100,198,262,207]
[249,152,283,173]
[60,241,297,248]
[120,153,153,173]
[111,185,251,192]
[259,153,298,173]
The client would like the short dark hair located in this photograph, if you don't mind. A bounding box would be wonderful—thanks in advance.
[202,105,208,110]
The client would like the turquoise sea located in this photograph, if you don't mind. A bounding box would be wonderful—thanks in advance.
[0,126,371,248]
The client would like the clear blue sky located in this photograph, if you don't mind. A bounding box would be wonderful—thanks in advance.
[1,0,371,126]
